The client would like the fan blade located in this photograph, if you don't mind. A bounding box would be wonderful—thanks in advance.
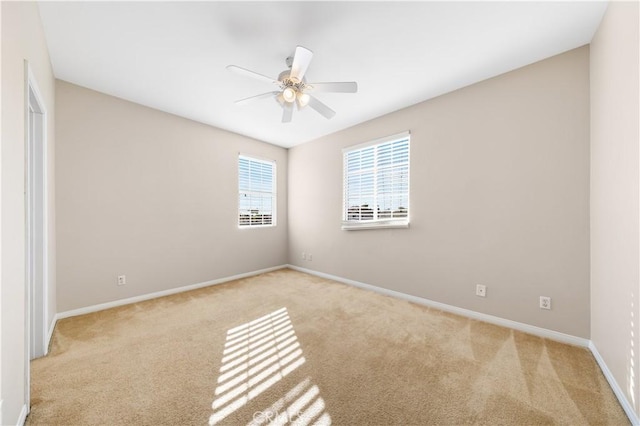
[290,46,313,81]
[308,82,358,93]
[227,65,278,85]
[282,102,294,123]
[308,95,336,120]
[235,91,280,106]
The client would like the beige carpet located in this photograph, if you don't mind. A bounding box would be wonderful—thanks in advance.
[28,268,627,425]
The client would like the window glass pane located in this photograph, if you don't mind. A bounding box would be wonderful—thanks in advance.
[238,155,276,227]
[343,134,410,225]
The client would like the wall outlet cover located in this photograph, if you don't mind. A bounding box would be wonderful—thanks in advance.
[540,296,551,310]
[476,284,487,297]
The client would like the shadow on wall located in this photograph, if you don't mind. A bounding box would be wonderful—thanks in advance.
[210,307,331,425]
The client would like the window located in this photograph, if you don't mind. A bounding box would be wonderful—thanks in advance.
[342,131,410,230]
[238,155,276,227]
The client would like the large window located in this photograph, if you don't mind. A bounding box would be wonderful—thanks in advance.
[342,132,410,230]
[238,155,276,227]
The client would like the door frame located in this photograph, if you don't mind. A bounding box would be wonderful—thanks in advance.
[24,61,49,413]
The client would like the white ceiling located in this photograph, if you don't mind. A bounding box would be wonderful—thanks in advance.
[38,1,607,148]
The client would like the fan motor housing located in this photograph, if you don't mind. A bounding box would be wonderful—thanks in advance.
[277,70,307,91]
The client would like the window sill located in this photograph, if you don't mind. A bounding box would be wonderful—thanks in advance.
[341,220,409,231]
[238,224,276,229]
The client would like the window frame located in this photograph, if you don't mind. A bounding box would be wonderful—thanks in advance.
[342,131,411,231]
[238,154,277,228]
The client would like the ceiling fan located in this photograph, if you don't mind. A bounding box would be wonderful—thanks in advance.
[227,46,358,123]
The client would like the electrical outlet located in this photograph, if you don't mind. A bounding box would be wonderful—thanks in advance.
[540,296,551,310]
[301,252,306,260]
[118,275,126,286]
[308,253,312,261]
[476,284,486,297]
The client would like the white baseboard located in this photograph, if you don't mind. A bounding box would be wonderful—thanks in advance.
[589,341,640,425]
[287,264,589,347]
[56,265,287,320]
[16,404,27,426]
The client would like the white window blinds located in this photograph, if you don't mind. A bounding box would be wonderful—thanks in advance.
[238,155,276,227]
[343,132,410,230]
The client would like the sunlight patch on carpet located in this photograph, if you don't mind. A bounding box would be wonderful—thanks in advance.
[210,307,331,425]
[249,377,331,426]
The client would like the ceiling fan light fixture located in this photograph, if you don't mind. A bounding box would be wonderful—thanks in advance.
[282,87,296,103]
[227,45,357,122]
[297,92,310,108]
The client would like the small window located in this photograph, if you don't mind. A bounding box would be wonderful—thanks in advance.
[238,155,276,227]
[342,131,410,230]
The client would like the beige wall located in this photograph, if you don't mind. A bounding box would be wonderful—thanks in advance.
[1,2,56,424]
[55,81,288,312]
[289,47,591,338]
[590,0,640,417]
